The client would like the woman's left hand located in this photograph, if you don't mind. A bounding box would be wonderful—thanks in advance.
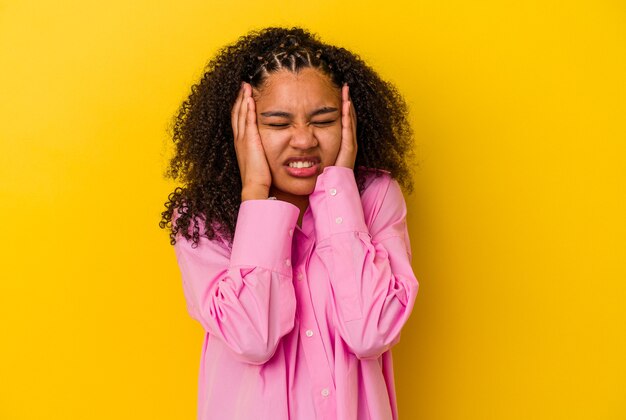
[334,84,358,169]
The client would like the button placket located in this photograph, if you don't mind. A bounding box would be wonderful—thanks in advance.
[294,266,336,406]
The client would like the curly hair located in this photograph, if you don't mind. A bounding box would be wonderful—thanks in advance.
[160,27,415,247]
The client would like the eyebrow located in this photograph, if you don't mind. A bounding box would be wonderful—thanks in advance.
[260,107,339,119]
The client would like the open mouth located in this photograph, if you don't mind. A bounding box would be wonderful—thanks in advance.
[287,161,316,169]
[284,157,321,177]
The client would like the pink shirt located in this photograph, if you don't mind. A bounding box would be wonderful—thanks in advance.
[174,166,419,420]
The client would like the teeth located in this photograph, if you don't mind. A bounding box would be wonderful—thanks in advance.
[288,161,315,168]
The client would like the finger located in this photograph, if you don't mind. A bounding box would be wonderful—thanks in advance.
[230,82,244,125]
[237,83,250,141]
[342,96,353,139]
[341,84,349,121]
[342,83,349,102]
[342,99,352,132]
[231,83,245,138]
[343,100,357,159]
[246,96,257,128]
[346,85,357,135]
[245,96,260,143]
[345,87,357,152]
[349,103,357,136]
[342,85,354,125]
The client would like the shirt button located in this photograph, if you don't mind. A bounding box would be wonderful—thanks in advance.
[285,259,291,267]
[305,329,314,337]
[329,188,337,196]
[321,388,330,397]
[335,217,343,224]
[297,272,304,281]
[288,228,294,237]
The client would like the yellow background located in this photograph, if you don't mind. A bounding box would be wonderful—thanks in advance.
[1,0,625,418]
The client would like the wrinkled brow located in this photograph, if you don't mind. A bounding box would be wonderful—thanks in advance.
[260,107,339,119]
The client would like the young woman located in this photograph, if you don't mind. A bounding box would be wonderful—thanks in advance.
[160,27,419,420]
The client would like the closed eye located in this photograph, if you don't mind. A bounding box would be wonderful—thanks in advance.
[312,120,337,126]
[266,123,289,128]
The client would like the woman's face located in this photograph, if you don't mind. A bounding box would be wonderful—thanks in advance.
[253,67,342,201]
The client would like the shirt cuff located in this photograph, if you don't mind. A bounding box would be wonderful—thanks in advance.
[230,199,299,275]
[309,166,368,242]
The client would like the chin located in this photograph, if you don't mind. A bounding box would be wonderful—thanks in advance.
[274,178,318,197]
[288,184,316,196]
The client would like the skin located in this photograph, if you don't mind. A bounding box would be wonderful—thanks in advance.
[231,68,357,225]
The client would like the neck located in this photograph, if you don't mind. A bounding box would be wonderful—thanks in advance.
[270,188,309,227]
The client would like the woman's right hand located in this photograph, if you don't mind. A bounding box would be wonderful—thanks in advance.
[231,82,272,201]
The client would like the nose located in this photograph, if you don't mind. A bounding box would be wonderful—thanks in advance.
[289,125,318,149]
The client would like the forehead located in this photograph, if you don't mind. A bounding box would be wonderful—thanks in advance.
[254,68,340,109]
